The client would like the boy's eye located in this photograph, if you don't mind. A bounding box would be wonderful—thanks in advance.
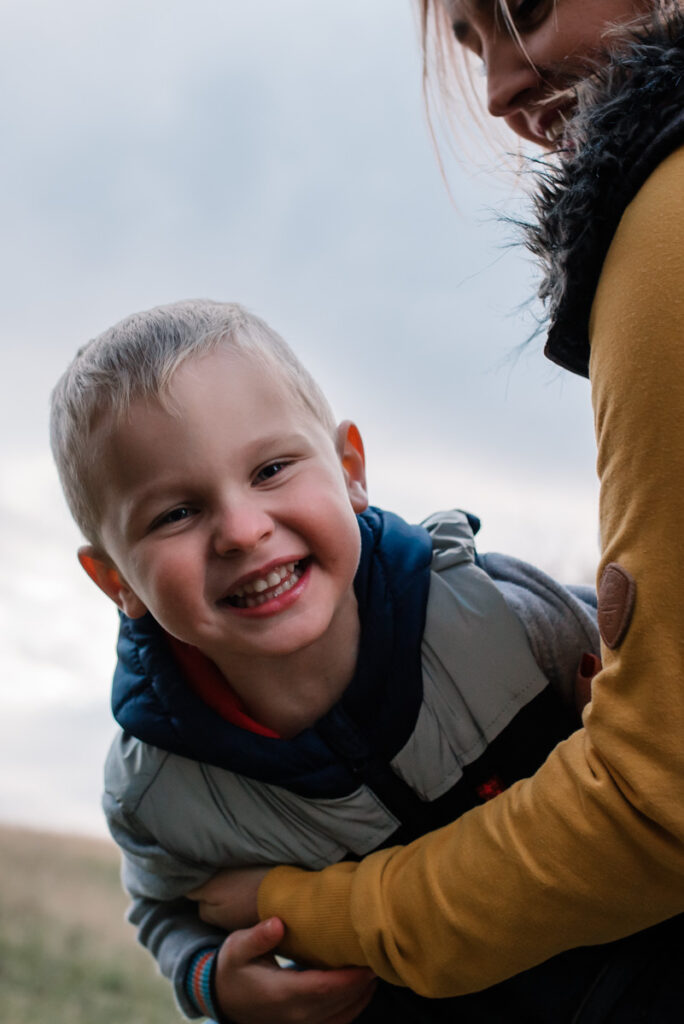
[152,506,194,530]
[254,461,289,484]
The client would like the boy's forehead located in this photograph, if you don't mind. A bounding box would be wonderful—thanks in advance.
[167,344,284,397]
[95,345,286,420]
[168,346,330,433]
[96,347,328,454]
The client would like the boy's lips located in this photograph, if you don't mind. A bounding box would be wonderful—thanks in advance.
[219,557,309,609]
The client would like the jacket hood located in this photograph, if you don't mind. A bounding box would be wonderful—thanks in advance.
[527,5,684,377]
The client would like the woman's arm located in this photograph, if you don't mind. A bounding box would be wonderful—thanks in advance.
[257,147,684,997]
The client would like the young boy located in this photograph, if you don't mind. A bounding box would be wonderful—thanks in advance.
[51,299,603,1023]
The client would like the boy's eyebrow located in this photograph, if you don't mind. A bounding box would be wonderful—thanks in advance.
[248,431,313,455]
[116,489,172,535]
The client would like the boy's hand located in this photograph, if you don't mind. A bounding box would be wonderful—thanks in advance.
[188,866,268,930]
[214,918,377,1024]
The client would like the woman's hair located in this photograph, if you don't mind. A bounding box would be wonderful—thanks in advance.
[415,1,669,154]
[50,299,337,547]
[415,0,523,155]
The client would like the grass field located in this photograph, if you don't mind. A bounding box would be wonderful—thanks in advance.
[0,823,187,1023]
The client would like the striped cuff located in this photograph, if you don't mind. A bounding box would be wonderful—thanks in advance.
[186,947,219,1020]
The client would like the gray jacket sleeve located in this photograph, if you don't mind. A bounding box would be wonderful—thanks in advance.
[477,551,600,708]
[103,787,226,1019]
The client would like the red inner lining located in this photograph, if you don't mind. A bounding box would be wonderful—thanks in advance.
[166,635,281,739]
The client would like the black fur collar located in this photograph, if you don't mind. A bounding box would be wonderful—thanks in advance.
[526,6,684,377]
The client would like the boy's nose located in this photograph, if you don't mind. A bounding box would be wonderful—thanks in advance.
[212,502,274,555]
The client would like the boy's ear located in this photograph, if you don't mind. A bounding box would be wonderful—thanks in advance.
[78,546,148,619]
[336,420,368,513]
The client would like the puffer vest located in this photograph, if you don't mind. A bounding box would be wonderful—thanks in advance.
[105,509,634,1022]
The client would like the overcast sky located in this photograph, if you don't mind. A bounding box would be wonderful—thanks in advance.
[0,0,599,838]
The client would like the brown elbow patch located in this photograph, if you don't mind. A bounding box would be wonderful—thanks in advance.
[598,563,636,649]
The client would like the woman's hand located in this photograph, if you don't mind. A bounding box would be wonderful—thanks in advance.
[188,865,269,930]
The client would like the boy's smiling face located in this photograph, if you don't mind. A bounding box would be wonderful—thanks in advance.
[85,346,368,681]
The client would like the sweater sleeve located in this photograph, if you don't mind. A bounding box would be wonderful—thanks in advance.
[103,782,227,1018]
[257,146,684,996]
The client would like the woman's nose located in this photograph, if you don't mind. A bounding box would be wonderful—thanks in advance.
[212,501,274,555]
[484,39,541,119]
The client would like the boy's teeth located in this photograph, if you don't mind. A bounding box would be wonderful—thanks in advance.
[227,560,304,606]
[241,570,300,608]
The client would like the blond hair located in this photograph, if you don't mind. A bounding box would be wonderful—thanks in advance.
[415,0,516,158]
[50,299,336,546]
[416,0,668,151]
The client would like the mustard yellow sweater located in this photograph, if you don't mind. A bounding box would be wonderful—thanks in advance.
[258,148,684,996]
